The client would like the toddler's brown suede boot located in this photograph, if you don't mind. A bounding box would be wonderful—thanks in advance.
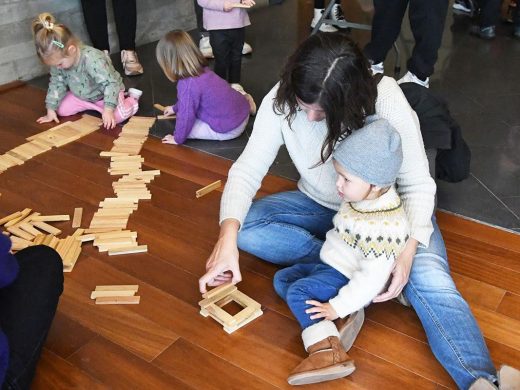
[288,335,355,385]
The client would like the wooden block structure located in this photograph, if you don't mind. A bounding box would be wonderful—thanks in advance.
[199,283,263,334]
[0,115,102,175]
[90,116,158,255]
[91,285,140,305]
[0,209,86,272]
[196,180,222,198]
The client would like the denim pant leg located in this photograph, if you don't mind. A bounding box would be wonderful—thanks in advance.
[237,191,336,266]
[403,216,496,389]
[274,263,348,329]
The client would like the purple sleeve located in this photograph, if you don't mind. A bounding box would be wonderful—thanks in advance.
[0,235,18,289]
[197,0,226,11]
[173,79,200,144]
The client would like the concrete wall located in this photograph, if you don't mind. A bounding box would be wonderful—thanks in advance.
[0,0,196,85]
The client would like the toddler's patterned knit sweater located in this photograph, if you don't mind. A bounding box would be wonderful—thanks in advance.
[321,186,409,318]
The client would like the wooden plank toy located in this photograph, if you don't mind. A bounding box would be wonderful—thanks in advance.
[199,282,263,334]
[196,180,222,198]
[72,208,83,228]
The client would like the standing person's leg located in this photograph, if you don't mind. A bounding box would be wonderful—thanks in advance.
[406,0,449,81]
[237,191,336,266]
[228,28,245,85]
[403,217,496,389]
[514,3,520,38]
[364,0,409,66]
[209,30,232,81]
[0,246,63,389]
[80,0,110,51]
[113,0,143,75]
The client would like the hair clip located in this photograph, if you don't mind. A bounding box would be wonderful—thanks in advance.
[52,40,64,49]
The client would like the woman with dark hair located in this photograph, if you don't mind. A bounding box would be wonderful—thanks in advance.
[198,32,501,389]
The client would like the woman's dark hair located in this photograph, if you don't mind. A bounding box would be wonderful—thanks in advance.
[274,32,377,164]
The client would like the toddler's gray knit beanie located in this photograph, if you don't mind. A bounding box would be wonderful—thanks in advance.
[333,115,403,188]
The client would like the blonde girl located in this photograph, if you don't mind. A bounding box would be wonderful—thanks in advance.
[32,13,141,129]
[156,30,255,145]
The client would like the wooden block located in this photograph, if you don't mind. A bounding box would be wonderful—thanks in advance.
[31,215,70,222]
[95,285,139,292]
[84,227,123,234]
[7,150,29,162]
[92,230,137,240]
[48,236,60,249]
[10,235,34,248]
[157,115,176,120]
[42,234,55,246]
[7,226,34,240]
[94,237,137,247]
[100,198,138,204]
[72,228,85,237]
[32,234,46,245]
[72,208,83,228]
[63,239,81,266]
[94,208,134,217]
[108,245,147,256]
[1,153,24,166]
[90,290,137,299]
[97,242,137,252]
[95,296,140,305]
[0,211,22,226]
[204,305,237,327]
[4,208,32,227]
[228,290,262,310]
[100,151,130,157]
[231,2,252,7]
[199,284,238,307]
[78,234,96,242]
[19,222,42,236]
[196,180,222,198]
[63,243,82,273]
[31,221,61,235]
[153,103,167,111]
[223,309,263,334]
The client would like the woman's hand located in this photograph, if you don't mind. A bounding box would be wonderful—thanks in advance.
[36,109,59,124]
[102,107,116,129]
[306,300,339,321]
[373,238,418,303]
[199,219,241,293]
[162,134,177,144]
[163,106,175,117]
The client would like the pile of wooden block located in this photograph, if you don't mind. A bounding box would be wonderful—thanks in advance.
[0,209,84,272]
[90,285,140,304]
[0,115,101,174]
[89,116,159,255]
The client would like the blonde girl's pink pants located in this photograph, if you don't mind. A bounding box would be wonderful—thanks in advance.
[56,91,138,123]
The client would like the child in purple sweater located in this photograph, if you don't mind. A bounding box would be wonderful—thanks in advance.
[156,30,255,145]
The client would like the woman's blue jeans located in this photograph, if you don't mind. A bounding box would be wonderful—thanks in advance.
[237,190,496,389]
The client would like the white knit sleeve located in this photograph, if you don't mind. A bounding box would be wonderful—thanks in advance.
[376,78,436,246]
[219,84,285,227]
[329,258,394,318]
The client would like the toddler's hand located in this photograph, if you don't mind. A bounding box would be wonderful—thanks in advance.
[162,134,177,144]
[163,106,175,117]
[223,1,234,11]
[306,300,339,321]
[36,109,59,124]
[102,108,116,129]
[242,0,256,7]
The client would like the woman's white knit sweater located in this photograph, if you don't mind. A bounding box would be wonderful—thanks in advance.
[220,77,436,246]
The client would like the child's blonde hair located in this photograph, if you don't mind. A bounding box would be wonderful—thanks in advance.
[31,12,80,60]
[156,30,208,81]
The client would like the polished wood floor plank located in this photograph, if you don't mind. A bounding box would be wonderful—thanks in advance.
[67,337,194,389]
[32,349,108,390]
[472,306,520,352]
[451,272,506,311]
[153,338,279,390]
[496,292,520,322]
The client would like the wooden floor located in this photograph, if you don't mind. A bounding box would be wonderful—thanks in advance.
[1,83,519,390]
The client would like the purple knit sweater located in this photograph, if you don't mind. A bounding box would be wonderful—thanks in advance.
[0,235,19,385]
[172,68,250,144]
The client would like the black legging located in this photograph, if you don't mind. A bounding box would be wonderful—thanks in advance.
[80,0,137,51]
[364,0,449,80]
[314,0,340,7]
[0,246,63,389]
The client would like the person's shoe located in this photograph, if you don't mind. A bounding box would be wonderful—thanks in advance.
[242,41,253,55]
[311,8,339,32]
[470,25,496,39]
[514,26,520,39]
[498,365,520,390]
[127,88,143,100]
[287,336,355,385]
[469,378,498,390]
[199,35,214,59]
[370,61,384,75]
[335,308,365,351]
[453,0,472,14]
[398,71,430,88]
[121,50,144,76]
[330,3,346,28]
